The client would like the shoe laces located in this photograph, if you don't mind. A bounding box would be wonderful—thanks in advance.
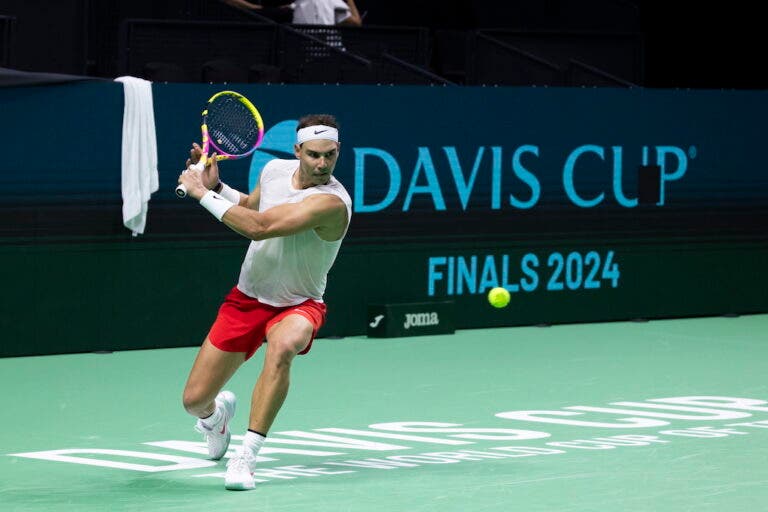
[227,453,255,472]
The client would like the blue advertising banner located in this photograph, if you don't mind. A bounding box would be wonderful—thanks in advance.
[152,84,766,248]
[0,82,766,356]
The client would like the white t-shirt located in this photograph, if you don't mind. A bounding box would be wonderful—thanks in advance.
[236,159,352,307]
[292,0,352,25]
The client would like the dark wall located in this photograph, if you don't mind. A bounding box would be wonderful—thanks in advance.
[638,2,768,89]
[1,0,766,89]
[361,0,641,31]
[0,0,89,74]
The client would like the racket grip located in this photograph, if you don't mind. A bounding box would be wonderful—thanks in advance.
[175,183,188,198]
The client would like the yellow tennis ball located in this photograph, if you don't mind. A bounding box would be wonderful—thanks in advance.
[488,287,510,308]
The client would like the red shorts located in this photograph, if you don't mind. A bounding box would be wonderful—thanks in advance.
[208,287,327,360]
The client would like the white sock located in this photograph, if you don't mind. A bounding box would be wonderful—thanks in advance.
[199,405,224,429]
[243,430,266,457]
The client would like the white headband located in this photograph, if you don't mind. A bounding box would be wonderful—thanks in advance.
[296,125,339,145]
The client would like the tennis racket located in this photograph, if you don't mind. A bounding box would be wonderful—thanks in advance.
[175,90,265,198]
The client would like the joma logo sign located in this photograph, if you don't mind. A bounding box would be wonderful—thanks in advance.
[403,312,439,329]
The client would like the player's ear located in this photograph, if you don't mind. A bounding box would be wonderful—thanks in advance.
[294,143,301,159]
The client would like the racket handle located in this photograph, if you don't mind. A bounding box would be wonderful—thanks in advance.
[175,183,188,198]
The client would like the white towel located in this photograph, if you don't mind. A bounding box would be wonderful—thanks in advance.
[115,76,159,236]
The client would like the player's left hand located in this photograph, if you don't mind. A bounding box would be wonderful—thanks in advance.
[186,142,204,168]
[186,143,221,190]
[202,153,221,190]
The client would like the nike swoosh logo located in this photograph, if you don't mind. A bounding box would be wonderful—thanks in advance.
[314,129,328,134]
[219,422,227,434]
[369,315,384,328]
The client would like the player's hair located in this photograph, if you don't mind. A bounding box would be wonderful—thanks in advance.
[297,114,339,131]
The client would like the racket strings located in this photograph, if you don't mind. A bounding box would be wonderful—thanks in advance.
[207,96,262,156]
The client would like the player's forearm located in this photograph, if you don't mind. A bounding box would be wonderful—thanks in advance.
[222,207,270,241]
[343,0,362,26]
[235,191,248,208]
[215,182,248,207]
[225,0,263,10]
[199,189,317,239]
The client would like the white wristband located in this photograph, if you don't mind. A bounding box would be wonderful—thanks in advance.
[218,182,241,204]
[199,190,235,221]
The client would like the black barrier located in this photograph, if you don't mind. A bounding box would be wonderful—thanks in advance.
[367,301,455,338]
[0,15,15,68]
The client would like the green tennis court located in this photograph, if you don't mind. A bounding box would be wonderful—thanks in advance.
[3,314,768,511]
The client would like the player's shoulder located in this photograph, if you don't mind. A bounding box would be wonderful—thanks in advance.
[313,177,352,211]
[263,158,299,174]
[261,159,299,182]
[326,177,351,205]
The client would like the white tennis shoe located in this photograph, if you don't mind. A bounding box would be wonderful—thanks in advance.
[195,390,236,460]
[225,451,257,490]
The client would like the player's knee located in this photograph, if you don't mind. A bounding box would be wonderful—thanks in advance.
[269,336,306,366]
[273,339,300,361]
[182,387,209,415]
[267,321,313,363]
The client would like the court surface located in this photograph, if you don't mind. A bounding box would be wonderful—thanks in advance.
[2,314,768,512]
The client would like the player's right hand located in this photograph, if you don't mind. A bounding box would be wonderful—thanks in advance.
[177,167,206,201]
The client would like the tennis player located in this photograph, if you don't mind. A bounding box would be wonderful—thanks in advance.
[176,114,352,491]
